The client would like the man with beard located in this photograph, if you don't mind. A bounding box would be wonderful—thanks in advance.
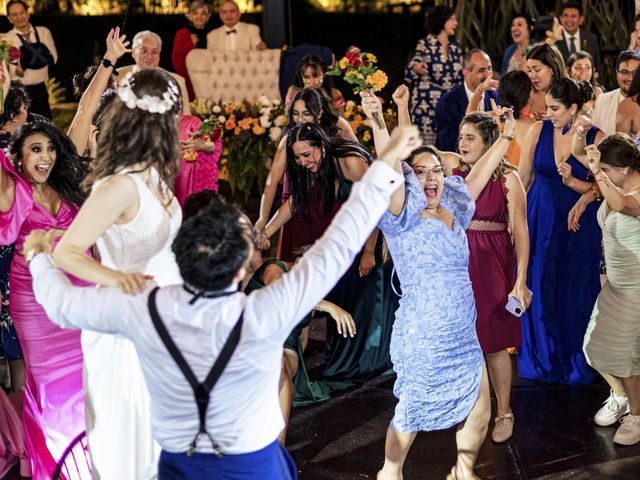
[592,50,640,135]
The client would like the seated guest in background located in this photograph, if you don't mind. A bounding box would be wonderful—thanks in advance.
[435,49,499,152]
[567,51,603,98]
[285,55,345,113]
[629,14,640,51]
[500,13,534,77]
[207,0,266,52]
[616,68,640,137]
[172,0,212,101]
[531,15,564,47]
[555,1,602,77]
[592,50,640,136]
[3,0,57,119]
[117,30,191,114]
[24,127,414,479]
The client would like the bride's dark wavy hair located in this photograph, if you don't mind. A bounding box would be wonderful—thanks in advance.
[83,69,181,200]
[9,121,89,207]
[286,87,340,136]
[286,122,371,219]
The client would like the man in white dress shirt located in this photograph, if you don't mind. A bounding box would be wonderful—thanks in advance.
[24,128,417,477]
[3,0,58,118]
[592,50,640,136]
[207,0,266,51]
[117,31,191,114]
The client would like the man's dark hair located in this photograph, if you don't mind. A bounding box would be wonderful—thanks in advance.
[559,1,583,17]
[615,50,640,71]
[172,204,253,292]
[182,189,227,221]
[6,0,28,14]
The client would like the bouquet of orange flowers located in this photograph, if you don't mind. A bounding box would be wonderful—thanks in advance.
[327,46,388,129]
[0,38,20,114]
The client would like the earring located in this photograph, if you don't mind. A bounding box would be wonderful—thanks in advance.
[624,169,629,175]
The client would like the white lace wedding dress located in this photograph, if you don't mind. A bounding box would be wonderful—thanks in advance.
[82,167,182,479]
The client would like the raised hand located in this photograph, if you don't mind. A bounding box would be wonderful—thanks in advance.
[378,126,421,169]
[490,99,516,137]
[574,115,593,138]
[392,85,409,108]
[585,144,601,174]
[104,27,131,63]
[477,75,499,93]
[359,89,383,120]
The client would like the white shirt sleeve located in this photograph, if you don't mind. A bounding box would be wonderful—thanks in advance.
[30,254,143,336]
[249,24,263,49]
[246,161,402,342]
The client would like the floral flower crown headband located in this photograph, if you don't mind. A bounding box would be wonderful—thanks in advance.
[117,73,179,114]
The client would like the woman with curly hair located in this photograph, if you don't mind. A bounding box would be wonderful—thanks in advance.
[0,121,90,479]
[53,68,184,479]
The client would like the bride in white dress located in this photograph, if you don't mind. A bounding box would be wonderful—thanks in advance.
[53,69,183,479]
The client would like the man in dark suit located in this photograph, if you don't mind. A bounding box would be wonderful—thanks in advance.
[434,49,499,152]
[555,1,602,76]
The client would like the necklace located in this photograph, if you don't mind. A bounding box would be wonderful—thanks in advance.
[425,205,442,215]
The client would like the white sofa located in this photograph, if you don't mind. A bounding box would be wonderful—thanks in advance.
[186,48,282,102]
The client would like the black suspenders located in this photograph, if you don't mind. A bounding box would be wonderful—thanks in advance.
[147,287,244,457]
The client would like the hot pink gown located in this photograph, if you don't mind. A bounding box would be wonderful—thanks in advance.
[0,152,88,479]
[0,388,29,477]
[173,114,221,206]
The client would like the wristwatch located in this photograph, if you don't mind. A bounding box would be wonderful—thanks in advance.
[101,58,115,69]
[501,133,514,141]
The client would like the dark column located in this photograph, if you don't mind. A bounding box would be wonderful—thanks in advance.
[262,0,288,47]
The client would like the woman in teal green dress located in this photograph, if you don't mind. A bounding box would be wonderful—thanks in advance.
[245,257,356,443]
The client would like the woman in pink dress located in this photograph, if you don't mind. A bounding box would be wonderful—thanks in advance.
[0,121,90,479]
[173,114,221,206]
[0,388,29,477]
[440,111,531,445]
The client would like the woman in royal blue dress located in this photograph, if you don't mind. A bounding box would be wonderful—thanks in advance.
[404,5,462,144]
[375,107,517,479]
[518,78,604,386]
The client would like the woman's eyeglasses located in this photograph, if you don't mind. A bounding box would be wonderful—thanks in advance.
[414,166,445,179]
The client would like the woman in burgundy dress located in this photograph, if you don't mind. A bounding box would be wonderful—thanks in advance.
[440,112,531,444]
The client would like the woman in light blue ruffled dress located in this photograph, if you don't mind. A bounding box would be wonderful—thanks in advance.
[375,107,517,480]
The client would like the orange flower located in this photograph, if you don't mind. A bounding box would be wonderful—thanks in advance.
[225,115,236,130]
[252,124,266,135]
[234,127,241,135]
[225,104,234,114]
[238,118,253,130]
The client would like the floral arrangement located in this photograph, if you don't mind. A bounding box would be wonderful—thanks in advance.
[191,96,286,198]
[183,116,223,161]
[327,46,388,129]
[0,38,20,114]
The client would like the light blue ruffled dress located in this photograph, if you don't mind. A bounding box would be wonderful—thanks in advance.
[378,163,483,432]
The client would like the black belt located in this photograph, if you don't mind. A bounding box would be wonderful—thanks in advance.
[148,287,244,457]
